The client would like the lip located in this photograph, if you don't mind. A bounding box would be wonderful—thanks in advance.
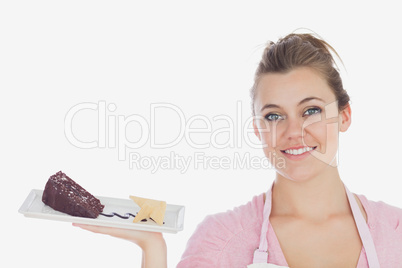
[280,146,317,161]
[282,145,311,151]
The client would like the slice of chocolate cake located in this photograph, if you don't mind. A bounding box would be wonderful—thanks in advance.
[42,171,104,218]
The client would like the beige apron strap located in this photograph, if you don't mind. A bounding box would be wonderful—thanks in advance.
[252,183,380,267]
[253,184,273,263]
[344,185,380,267]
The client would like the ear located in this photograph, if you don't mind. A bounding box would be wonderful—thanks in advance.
[339,104,352,132]
[253,118,261,140]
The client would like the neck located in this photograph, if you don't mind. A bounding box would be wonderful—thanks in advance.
[271,168,350,221]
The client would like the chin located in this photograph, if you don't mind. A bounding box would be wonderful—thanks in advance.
[275,167,317,183]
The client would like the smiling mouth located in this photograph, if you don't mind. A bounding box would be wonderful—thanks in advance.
[280,146,317,156]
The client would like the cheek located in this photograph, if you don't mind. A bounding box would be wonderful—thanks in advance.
[256,120,276,146]
[310,121,339,144]
[308,121,340,166]
[260,125,281,148]
[260,132,274,147]
[304,122,328,143]
[324,122,340,150]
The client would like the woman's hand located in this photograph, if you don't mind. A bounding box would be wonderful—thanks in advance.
[73,223,167,268]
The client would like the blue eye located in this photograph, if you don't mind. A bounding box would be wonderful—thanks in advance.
[304,107,322,116]
[265,113,283,121]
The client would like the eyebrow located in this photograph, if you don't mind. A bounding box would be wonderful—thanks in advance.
[260,97,325,112]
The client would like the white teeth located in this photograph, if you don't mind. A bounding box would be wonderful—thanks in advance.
[284,147,315,155]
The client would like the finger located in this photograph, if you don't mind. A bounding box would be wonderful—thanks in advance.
[73,223,120,235]
[72,223,144,241]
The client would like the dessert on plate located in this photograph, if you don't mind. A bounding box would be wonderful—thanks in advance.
[42,171,104,218]
[130,195,166,225]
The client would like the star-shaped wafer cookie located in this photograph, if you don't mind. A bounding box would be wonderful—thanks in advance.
[129,195,167,226]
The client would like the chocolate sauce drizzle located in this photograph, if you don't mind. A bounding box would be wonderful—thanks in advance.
[99,212,164,224]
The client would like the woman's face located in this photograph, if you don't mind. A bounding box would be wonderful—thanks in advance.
[253,67,351,182]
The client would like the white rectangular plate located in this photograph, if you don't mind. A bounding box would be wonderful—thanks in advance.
[19,189,185,234]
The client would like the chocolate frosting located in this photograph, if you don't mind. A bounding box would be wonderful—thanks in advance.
[42,171,104,218]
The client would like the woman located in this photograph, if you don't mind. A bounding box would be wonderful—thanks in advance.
[74,33,402,267]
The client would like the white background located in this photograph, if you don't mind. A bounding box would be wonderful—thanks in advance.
[2,1,402,267]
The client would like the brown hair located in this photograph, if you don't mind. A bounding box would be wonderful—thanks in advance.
[250,33,350,115]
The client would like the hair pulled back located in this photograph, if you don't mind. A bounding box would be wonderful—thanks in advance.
[250,33,350,115]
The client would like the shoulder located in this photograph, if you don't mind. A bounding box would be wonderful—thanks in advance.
[357,194,402,263]
[190,193,265,245]
[205,192,265,232]
[358,194,402,231]
[177,193,265,267]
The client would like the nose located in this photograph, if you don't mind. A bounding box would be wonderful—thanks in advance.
[284,117,304,142]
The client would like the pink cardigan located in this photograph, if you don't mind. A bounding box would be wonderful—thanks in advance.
[177,193,402,267]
